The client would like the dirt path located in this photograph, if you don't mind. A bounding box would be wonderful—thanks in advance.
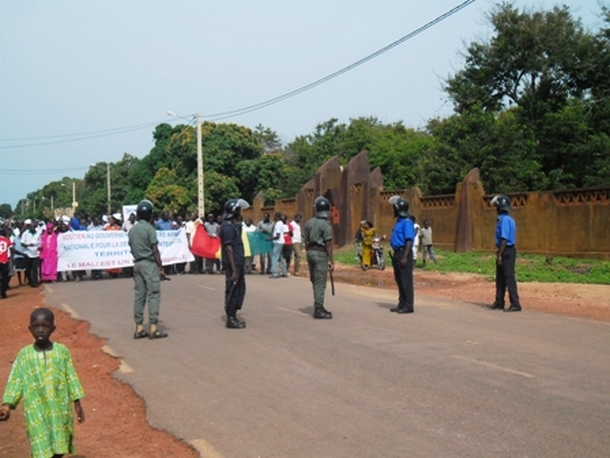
[1,267,607,457]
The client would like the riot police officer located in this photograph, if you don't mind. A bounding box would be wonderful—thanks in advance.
[128,199,168,339]
[489,195,522,312]
[220,198,250,329]
[388,196,415,314]
[303,196,334,319]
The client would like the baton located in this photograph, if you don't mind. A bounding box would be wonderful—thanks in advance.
[225,281,237,307]
[330,271,335,296]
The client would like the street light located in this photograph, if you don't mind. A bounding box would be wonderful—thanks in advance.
[167,111,204,217]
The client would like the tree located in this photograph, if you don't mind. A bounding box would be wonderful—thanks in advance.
[0,203,12,219]
[441,3,609,191]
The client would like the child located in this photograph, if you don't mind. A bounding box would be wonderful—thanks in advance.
[0,307,85,458]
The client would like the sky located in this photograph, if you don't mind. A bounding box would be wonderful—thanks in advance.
[0,0,605,209]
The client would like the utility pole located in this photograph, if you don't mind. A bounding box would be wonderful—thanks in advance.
[107,163,112,215]
[196,113,204,217]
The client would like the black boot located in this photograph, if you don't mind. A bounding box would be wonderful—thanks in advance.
[226,316,246,329]
[314,307,333,319]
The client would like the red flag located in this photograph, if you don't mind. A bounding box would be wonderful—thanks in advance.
[191,224,221,259]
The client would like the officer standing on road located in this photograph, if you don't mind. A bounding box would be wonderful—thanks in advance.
[128,199,168,339]
[489,195,522,312]
[388,196,415,314]
[303,196,334,319]
[220,198,250,329]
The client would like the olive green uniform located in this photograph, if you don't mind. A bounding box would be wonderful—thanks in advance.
[303,216,332,310]
[128,221,161,325]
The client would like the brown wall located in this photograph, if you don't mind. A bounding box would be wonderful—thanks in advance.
[246,153,610,259]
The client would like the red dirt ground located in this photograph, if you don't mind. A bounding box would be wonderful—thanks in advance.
[1,265,608,457]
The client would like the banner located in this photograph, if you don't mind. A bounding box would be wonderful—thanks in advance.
[57,228,194,272]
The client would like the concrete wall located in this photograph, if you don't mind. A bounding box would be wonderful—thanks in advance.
[245,152,610,259]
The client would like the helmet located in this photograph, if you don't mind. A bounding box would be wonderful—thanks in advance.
[136,199,154,221]
[388,195,409,218]
[314,196,331,218]
[223,198,250,220]
[491,195,511,212]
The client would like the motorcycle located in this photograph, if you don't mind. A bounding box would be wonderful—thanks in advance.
[356,235,386,270]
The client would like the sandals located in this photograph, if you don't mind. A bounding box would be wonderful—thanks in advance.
[133,329,149,339]
[148,330,168,339]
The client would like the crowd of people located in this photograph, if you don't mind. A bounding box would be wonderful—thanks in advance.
[0,208,307,299]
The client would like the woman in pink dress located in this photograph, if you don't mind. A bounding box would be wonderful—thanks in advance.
[40,222,58,282]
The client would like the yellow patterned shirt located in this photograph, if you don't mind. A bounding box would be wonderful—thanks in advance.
[2,343,85,458]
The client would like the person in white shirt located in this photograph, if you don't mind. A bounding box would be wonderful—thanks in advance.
[290,214,303,276]
[20,219,41,287]
[185,212,202,274]
[270,212,288,278]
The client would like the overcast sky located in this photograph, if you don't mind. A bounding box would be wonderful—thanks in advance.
[0,0,605,209]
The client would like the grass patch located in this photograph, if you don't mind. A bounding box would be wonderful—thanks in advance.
[333,245,610,285]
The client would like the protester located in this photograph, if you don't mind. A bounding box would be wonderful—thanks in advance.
[270,212,288,278]
[256,213,274,275]
[281,214,293,272]
[242,217,257,274]
[0,226,13,298]
[203,213,219,274]
[410,216,420,268]
[10,224,26,286]
[290,214,303,276]
[185,212,202,274]
[21,219,41,288]
[40,221,58,282]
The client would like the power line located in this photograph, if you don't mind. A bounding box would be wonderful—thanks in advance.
[0,0,476,147]
[204,0,476,120]
[0,166,89,176]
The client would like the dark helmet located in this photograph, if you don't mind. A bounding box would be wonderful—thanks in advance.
[136,199,154,221]
[223,198,250,220]
[314,196,331,218]
[491,195,511,212]
[388,195,409,218]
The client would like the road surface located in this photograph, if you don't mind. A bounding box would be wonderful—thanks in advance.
[43,273,610,457]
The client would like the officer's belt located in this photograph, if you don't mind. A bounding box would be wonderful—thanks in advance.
[134,257,155,263]
[307,245,326,252]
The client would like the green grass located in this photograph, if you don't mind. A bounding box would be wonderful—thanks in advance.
[334,246,610,285]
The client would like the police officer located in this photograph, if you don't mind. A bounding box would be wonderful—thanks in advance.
[220,198,250,329]
[489,195,522,312]
[303,196,334,319]
[128,199,168,339]
[388,196,415,314]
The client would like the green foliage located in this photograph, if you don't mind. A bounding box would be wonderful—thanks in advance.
[441,2,610,192]
[0,203,13,219]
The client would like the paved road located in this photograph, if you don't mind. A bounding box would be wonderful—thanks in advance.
[44,273,610,458]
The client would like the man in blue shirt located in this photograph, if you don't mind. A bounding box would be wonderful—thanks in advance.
[489,195,522,312]
[388,196,415,314]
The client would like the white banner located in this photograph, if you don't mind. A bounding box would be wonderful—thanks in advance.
[57,228,194,272]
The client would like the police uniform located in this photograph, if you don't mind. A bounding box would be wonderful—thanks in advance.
[128,205,166,339]
[492,209,522,312]
[303,211,333,319]
[390,215,415,313]
[220,218,246,326]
